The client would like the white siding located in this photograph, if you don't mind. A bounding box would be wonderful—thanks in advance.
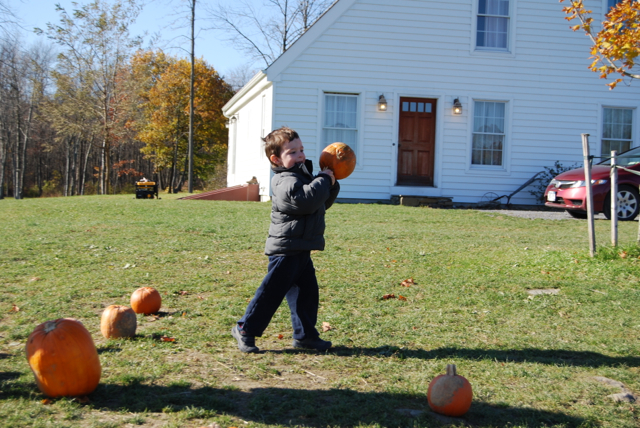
[225,75,273,200]
[228,0,639,204]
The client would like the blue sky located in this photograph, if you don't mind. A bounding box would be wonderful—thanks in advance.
[12,0,251,78]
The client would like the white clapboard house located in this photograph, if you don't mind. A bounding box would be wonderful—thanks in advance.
[222,0,639,204]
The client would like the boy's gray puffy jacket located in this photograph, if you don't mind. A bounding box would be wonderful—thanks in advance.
[265,159,340,255]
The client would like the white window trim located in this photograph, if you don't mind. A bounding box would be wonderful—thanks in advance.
[470,0,517,58]
[318,89,364,170]
[599,104,637,155]
[466,98,512,175]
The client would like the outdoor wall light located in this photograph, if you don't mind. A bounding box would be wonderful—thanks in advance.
[377,94,388,112]
[452,98,462,115]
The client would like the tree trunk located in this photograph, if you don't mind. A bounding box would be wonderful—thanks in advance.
[17,98,35,199]
[64,137,71,197]
[0,120,6,200]
[80,137,93,196]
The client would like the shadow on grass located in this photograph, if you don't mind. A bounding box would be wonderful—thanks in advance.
[329,346,640,367]
[0,381,587,427]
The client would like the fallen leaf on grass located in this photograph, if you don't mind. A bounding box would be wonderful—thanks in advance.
[277,334,284,339]
[382,294,396,300]
[160,336,176,342]
[400,278,415,287]
[176,290,189,296]
[41,399,52,405]
[398,295,407,301]
[619,251,628,259]
[29,277,40,282]
[197,295,204,300]
[9,304,19,312]
[322,321,332,332]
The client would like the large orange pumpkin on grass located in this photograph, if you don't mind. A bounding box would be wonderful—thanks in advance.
[26,318,101,397]
[130,286,162,314]
[100,305,137,338]
[319,142,356,180]
[427,364,473,417]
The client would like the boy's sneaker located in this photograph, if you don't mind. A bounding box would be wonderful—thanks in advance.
[292,336,332,351]
[231,325,259,353]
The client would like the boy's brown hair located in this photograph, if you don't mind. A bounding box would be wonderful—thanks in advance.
[263,126,300,166]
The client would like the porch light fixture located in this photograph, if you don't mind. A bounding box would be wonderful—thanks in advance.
[377,94,388,112]
[452,98,462,115]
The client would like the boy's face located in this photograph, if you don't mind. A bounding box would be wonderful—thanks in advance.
[270,138,305,168]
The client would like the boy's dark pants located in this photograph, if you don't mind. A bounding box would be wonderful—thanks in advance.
[238,251,320,340]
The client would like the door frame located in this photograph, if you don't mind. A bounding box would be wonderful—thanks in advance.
[392,94,444,191]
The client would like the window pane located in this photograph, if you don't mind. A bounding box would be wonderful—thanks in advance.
[324,93,358,154]
[602,139,631,155]
[602,107,633,157]
[477,0,509,49]
[481,0,509,16]
[323,129,357,147]
[477,17,508,48]
[324,94,357,128]
[472,101,506,166]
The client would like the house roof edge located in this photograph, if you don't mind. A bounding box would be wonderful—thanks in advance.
[223,70,268,117]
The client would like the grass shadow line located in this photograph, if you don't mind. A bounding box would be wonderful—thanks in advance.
[327,346,640,367]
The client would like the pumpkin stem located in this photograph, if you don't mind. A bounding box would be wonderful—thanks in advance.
[446,364,457,376]
[44,321,57,333]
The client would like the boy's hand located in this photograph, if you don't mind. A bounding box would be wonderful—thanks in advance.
[319,168,336,185]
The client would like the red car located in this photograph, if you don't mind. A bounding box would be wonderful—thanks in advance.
[544,146,640,220]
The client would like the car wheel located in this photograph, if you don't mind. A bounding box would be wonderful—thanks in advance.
[603,185,640,221]
[566,210,588,219]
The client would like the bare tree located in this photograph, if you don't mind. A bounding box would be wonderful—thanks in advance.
[223,62,260,92]
[206,0,335,68]
[0,37,54,199]
[37,0,143,195]
[0,0,18,37]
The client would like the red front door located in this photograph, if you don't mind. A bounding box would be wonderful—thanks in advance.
[397,97,436,186]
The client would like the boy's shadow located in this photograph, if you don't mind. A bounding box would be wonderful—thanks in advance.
[91,384,586,427]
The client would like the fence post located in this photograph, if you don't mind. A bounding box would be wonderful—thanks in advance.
[610,150,618,247]
[582,134,596,257]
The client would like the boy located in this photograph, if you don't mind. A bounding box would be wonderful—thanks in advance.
[232,126,340,353]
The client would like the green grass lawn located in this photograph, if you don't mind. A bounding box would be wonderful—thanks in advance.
[1,195,639,428]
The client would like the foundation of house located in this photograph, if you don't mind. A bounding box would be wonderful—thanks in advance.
[396,196,453,207]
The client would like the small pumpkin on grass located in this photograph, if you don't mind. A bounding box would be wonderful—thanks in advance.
[100,305,137,338]
[427,364,473,417]
[26,318,101,398]
[319,142,356,180]
[130,286,162,314]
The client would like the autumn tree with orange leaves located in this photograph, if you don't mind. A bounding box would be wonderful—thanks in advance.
[561,0,640,89]
[130,51,233,193]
